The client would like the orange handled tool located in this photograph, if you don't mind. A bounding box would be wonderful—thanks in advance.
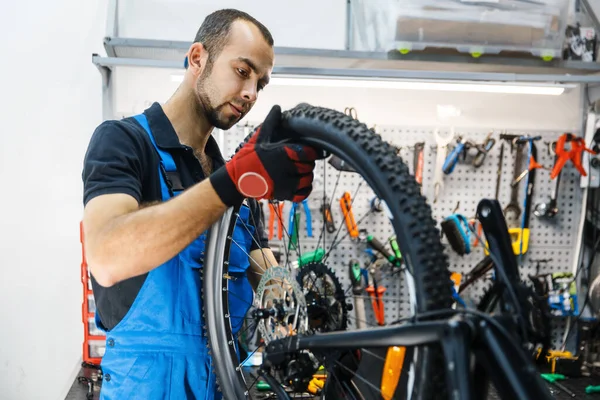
[340,192,358,239]
[268,202,284,240]
[366,285,386,326]
[366,265,386,326]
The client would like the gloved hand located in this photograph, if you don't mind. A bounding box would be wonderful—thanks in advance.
[210,105,325,206]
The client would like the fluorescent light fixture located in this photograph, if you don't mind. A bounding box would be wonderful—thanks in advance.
[268,76,570,96]
[169,74,571,95]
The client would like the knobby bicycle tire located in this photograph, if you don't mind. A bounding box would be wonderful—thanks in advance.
[204,104,454,400]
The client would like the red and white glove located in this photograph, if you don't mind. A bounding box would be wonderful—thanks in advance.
[210,105,326,206]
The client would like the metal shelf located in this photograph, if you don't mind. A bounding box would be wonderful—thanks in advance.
[95,36,600,83]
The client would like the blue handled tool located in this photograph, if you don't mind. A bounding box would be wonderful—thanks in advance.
[289,199,313,239]
[443,139,467,174]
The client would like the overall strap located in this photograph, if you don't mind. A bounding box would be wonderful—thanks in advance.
[133,114,183,199]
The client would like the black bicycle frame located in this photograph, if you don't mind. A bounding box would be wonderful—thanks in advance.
[263,199,553,400]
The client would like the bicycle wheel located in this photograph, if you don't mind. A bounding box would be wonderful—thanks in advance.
[204,104,454,399]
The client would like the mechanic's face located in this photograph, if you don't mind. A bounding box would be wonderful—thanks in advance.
[194,20,274,130]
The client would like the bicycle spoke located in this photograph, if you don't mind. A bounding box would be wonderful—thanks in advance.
[323,207,372,265]
[237,342,265,370]
[231,239,267,274]
[234,320,258,344]
[226,286,256,308]
[333,359,382,396]
[243,205,272,271]
[273,202,297,270]
[312,164,343,263]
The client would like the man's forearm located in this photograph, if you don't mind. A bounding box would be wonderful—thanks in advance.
[86,179,227,286]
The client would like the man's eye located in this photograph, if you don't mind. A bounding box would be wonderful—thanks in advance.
[237,68,249,78]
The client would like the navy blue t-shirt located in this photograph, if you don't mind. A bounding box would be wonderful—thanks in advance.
[82,102,268,331]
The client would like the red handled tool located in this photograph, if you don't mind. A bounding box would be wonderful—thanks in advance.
[551,133,597,179]
[268,201,284,240]
[413,142,425,186]
[366,264,386,326]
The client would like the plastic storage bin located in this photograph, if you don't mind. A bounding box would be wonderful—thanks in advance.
[352,0,571,60]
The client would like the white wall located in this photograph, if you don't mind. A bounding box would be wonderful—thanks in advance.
[0,1,107,399]
[117,0,347,49]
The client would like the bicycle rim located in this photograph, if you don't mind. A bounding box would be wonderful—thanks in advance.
[205,104,454,400]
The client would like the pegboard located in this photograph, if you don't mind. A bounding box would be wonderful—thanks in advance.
[219,123,585,348]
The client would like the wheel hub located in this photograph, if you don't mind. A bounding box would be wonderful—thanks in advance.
[255,266,308,344]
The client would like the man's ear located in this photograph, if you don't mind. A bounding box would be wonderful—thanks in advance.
[187,42,209,76]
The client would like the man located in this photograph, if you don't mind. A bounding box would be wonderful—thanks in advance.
[82,9,322,399]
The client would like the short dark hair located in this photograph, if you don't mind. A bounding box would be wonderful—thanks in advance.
[194,9,274,64]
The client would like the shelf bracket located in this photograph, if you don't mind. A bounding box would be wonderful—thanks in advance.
[94,59,114,121]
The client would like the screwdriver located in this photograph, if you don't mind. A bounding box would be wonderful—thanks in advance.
[540,374,576,398]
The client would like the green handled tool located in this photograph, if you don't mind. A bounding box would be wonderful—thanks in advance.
[349,259,366,329]
[587,385,600,394]
[540,374,576,397]
[366,235,402,267]
[298,248,325,267]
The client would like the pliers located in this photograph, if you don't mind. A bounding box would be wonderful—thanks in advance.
[268,201,284,240]
[289,199,313,238]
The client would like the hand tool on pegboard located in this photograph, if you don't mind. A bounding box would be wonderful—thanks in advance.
[495,143,504,200]
[340,191,359,239]
[472,132,496,168]
[433,128,455,203]
[359,229,403,268]
[441,213,473,256]
[344,106,358,120]
[442,136,468,175]
[501,134,525,222]
[366,260,386,326]
[510,150,544,188]
[320,197,336,234]
[413,142,425,190]
[513,137,541,257]
[288,199,313,250]
[348,258,367,329]
[535,141,560,219]
[267,201,284,240]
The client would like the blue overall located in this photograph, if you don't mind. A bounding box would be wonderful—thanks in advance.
[97,114,255,399]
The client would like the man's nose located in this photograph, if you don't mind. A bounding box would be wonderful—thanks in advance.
[241,81,258,103]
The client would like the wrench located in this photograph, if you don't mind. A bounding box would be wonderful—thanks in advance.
[504,142,525,221]
[433,128,455,203]
[534,152,560,218]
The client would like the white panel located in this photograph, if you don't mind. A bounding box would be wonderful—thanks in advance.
[117,0,347,49]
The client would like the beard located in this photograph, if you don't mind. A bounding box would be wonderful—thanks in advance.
[194,64,242,130]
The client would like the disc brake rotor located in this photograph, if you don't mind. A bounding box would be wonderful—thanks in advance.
[255,266,309,344]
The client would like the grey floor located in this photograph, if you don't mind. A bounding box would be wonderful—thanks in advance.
[65,363,600,399]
